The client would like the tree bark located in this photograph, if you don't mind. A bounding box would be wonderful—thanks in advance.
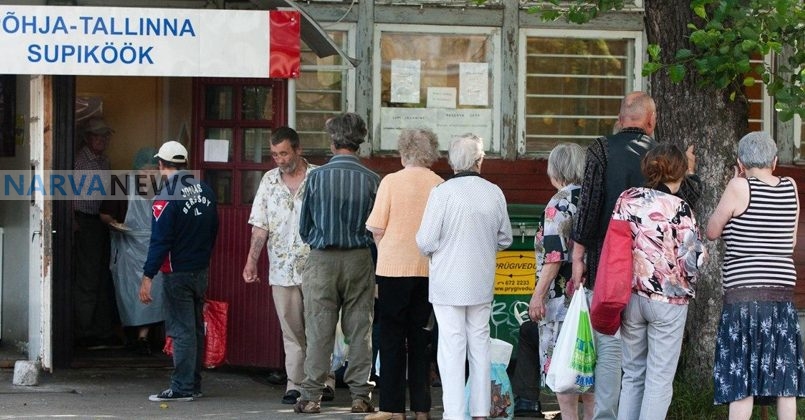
[644,0,749,384]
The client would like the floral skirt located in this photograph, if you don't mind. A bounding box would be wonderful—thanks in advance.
[712,298,805,404]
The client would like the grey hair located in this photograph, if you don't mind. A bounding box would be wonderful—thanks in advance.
[737,131,777,169]
[398,128,440,167]
[547,143,585,186]
[325,112,367,152]
[619,91,655,122]
[448,133,485,172]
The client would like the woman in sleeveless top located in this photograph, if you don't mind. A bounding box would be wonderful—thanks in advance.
[706,131,805,420]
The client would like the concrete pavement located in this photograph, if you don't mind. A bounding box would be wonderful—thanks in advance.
[0,365,561,419]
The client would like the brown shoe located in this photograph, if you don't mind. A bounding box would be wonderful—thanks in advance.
[293,399,320,414]
[351,398,375,413]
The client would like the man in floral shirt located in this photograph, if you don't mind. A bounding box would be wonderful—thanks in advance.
[242,127,335,405]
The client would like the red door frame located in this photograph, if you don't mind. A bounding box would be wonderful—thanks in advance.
[192,77,288,368]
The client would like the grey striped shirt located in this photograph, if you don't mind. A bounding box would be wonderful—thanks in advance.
[299,154,380,250]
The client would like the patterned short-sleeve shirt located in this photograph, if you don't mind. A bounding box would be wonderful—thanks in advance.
[248,163,317,287]
[613,187,705,302]
[535,184,580,309]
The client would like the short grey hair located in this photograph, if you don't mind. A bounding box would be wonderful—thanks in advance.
[547,143,585,186]
[448,134,485,172]
[737,131,777,169]
[325,112,367,152]
[398,128,440,167]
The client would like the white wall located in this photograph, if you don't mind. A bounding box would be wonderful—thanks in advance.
[0,76,31,350]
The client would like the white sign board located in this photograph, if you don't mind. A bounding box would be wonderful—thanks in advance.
[380,107,492,151]
[427,87,457,109]
[0,5,300,77]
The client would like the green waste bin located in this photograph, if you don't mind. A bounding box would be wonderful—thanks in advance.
[490,204,545,353]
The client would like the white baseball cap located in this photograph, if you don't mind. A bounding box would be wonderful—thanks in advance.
[154,141,188,163]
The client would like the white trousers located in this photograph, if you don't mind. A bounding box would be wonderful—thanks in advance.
[433,303,491,420]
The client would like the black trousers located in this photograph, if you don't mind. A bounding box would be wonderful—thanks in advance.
[73,211,114,340]
[377,275,432,412]
[511,320,541,401]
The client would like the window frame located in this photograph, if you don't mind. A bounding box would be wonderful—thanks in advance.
[372,23,503,153]
[517,28,644,157]
[288,22,356,153]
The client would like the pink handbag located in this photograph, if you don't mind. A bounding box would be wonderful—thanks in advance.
[590,219,633,335]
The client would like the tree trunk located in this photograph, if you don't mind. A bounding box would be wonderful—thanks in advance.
[644,0,749,384]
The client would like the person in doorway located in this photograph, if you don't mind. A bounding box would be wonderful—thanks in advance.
[242,127,336,405]
[614,144,705,420]
[101,147,165,356]
[73,117,118,349]
[364,128,444,420]
[526,143,591,420]
[294,113,380,415]
[569,92,657,420]
[140,141,218,402]
[707,132,805,420]
[416,134,512,420]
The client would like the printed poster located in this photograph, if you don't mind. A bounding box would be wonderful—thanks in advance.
[390,60,421,103]
[459,62,489,106]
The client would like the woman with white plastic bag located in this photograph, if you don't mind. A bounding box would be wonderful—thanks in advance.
[544,289,595,406]
[529,143,594,420]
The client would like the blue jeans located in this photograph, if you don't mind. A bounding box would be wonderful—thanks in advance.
[163,269,208,394]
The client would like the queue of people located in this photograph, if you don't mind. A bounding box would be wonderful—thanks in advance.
[93,102,803,417]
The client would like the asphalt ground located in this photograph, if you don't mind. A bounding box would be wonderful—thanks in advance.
[0,364,562,419]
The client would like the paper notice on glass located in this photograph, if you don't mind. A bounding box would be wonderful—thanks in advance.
[204,139,230,162]
[459,62,489,106]
[427,87,457,109]
[380,107,492,151]
[391,60,421,103]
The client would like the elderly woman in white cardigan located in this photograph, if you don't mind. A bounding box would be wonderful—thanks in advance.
[416,134,513,420]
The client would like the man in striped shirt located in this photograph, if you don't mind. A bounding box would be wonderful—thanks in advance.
[73,117,117,348]
[295,113,380,415]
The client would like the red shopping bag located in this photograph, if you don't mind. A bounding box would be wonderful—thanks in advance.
[590,219,633,335]
[163,299,228,368]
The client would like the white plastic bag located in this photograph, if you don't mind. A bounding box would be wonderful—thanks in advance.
[331,320,349,372]
[465,339,515,419]
[545,286,596,393]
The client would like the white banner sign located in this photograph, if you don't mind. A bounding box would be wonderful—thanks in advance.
[0,6,300,77]
[380,107,493,151]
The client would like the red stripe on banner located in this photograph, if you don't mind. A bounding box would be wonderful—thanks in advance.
[268,11,301,78]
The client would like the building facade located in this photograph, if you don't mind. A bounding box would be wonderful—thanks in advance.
[0,0,803,370]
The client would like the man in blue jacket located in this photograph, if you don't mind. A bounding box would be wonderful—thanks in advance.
[139,140,218,402]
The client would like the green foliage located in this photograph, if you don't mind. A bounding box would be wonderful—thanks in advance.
[667,374,726,419]
[527,0,626,24]
[529,0,805,121]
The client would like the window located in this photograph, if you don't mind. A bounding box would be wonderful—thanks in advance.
[373,24,502,152]
[195,78,286,206]
[518,29,643,155]
[796,115,804,162]
[293,25,355,152]
[745,54,773,132]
